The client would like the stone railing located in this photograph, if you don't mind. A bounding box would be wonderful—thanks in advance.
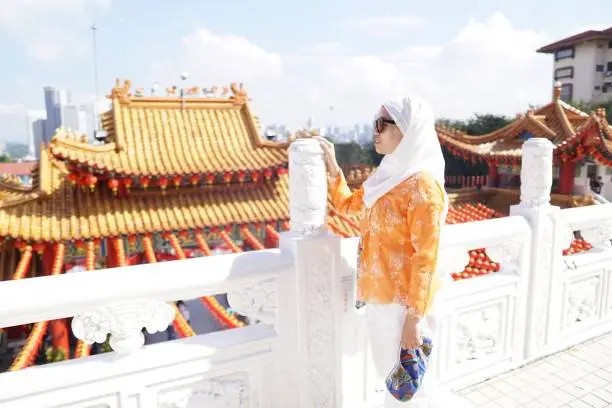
[1,138,612,408]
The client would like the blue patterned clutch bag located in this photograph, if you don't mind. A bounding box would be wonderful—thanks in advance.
[385,337,433,402]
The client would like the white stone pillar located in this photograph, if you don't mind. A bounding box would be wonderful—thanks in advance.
[288,138,329,237]
[510,138,569,360]
[276,138,343,408]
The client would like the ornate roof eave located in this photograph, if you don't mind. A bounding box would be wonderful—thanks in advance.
[47,84,289,178]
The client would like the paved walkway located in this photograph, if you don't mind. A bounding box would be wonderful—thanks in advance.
[458,332,612,407]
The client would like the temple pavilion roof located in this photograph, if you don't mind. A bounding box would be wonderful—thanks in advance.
[48,80,287,182]
[436,85,612,166]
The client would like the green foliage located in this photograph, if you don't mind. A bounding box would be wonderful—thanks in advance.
[4,143,28,159]
[334,142,376,167]
[45,346,67,363]
[0,154,12,163]
[568,100,612,123]
[437,113,512,136]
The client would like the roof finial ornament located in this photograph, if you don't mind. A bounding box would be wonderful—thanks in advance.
[553,81,562,101]
[230,82,248,103]
[151,82,159,96]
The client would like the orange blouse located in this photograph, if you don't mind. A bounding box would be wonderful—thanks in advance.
[330,171,446,317]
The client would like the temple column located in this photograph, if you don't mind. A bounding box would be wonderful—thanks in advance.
[487,163,499,187]
[559,161,576,195]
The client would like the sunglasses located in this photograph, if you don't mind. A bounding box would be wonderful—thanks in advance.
[374,117,396,133]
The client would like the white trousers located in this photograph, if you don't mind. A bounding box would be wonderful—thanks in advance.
[365,303,474,408]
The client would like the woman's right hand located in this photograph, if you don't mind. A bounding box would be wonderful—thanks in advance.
[316,137,340,178]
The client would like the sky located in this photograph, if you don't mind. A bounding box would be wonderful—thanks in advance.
[0,0,610,143]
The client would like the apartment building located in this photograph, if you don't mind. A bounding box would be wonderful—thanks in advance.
[537,26,612,103]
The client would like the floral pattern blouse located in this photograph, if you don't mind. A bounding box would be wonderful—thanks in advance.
[330,171,446,318]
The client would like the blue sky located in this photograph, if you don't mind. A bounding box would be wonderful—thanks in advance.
[0,0,609,143]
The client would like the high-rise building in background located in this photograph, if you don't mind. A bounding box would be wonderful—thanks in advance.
[36,86,90,158]
[26,110,46,160]
[43,86,71,142]
[61,104,88,135]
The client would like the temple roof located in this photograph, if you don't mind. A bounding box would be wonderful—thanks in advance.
[0,147,357,241]
[436,85,611,163]
[48,80,287,178]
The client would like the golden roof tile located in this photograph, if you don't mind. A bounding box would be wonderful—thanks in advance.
[48,80,288,177]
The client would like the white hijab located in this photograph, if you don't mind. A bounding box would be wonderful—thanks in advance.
[362,96,447,209]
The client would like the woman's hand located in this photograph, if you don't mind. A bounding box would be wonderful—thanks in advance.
[316,137,340,178]
[401,313,422,350]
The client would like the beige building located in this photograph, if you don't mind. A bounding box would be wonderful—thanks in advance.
[537,27,612,103]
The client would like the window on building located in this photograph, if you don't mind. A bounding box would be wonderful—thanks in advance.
[555,47,575,61]
[604,82,612,93]
[560,83,573,101]
[554,66,574,79]
[596,64,604,72]
[595,86,601,91]
[607,61,612,71]
[609,40,612,49]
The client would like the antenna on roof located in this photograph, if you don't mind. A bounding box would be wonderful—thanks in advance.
[91,23,105,143]
[179,73,188,109]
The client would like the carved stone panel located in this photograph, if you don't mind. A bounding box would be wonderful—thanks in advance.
[303,241,336,408]
[227,278,278,325]
[452,303,503,366]
[533,215,554,349]
[157,376,249,408]
[581,220,612,250]
[72,300,174,354]
[564,275,601,327]
[486,239,523,274]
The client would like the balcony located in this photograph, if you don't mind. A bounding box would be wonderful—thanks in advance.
[1,138,612,407]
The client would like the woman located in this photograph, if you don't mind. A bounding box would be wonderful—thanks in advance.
[318,96,473,407]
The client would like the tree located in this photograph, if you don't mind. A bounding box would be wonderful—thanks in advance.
[0,154,12,163]
[437,113,511,136]
[334,142,375,167]
[569,100,612,123]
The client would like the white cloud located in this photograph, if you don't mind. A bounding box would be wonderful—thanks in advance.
[0,104,26,115]
[344,15,426,36]
[0,0,109,61]
[149,12,553,130]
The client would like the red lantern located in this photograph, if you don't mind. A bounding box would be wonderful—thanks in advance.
[32,242,45,254]
[190,174,200,186]
[237,170,246,183]
[251,171,260,182]
[162,232,172,240]
[108,178,120,195]
[211,226,220,234]
[223,172,232,183]
[264,168,273,180]
[128,235,137,245]
[74,240,84,249]
[206,174,215,185]
[172,175,182,188]
[92,238,101,247]
[67,173,79,185]
[140,176,151,189]
[123,177,133,190]
[158,176,169,192]
[86,174,98,192]
[179,230,189,239]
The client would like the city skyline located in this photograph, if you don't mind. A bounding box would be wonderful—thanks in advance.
[1,1,610,143]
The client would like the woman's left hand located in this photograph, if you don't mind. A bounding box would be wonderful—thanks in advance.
[401,314,422,349]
